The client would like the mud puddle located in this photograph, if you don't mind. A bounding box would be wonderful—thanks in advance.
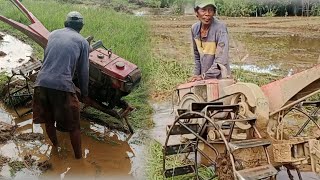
[150,102,175,145]
[231,64,279,75]
[0,103,147,180]
[233,32,320,75]
[0,32,32,74]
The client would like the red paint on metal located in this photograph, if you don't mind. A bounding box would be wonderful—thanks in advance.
[177,79,219,90]
[90,49,138,81]
[261,64,320,112]
[213,83,219,100]
[0,0,49,48]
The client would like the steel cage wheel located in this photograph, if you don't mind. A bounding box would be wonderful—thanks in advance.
[163,111,220,179]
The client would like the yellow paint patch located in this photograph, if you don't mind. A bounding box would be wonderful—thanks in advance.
[194,39,216,55]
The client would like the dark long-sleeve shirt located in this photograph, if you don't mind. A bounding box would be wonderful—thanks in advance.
[191,18,230,79]
[35,27,90,96]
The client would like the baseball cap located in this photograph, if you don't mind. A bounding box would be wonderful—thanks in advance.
[66,11,84,24]
[194,0,216,9]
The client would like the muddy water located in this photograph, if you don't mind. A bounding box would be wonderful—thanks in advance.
[0,33,32,74]
[231,64,279,75]
[0,103,146,180]
[233,32,320,75]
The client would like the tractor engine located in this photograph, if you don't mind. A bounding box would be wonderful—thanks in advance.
[74,47,141,110]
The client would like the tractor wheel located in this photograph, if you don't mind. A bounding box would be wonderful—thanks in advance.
[163,111,220,180]
[177,93,205,141]
[178,93,204,112]
[230,93,255,131]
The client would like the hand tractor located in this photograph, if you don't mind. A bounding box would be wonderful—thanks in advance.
[0,0,141,133]
[163,63,320,179]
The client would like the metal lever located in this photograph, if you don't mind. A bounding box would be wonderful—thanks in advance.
[91,40,103,51]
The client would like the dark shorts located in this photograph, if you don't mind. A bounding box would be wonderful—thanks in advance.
[32,86,80,132]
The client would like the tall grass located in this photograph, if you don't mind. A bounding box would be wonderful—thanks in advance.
[143,0,320,16]
[0,0,154,129]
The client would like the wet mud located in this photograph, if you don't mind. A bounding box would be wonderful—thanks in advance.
[0,103,146,180]
[149,16,320,77]
[0,32,32,74]
[0,31,148,180]
[150,101,175,145]
[0,122,16,144]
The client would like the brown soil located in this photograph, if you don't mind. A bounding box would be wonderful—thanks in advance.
[16,132,44,141]
[23,154,52,172]
[37,160,52,172]
[0,32,4,40]
[148,16,320,99]
[0,51,6,57]
[233,147,268,168]
[0,155,9,169]
[215,154,234,180]
[0,122,17,143]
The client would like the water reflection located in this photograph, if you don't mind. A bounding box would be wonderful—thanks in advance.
[0,104,138,179]
[0,33,32,74]
[231,64,279,75]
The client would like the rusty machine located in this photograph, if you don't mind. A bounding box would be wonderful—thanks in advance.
[163,62,320,179]
[0,0,141,133]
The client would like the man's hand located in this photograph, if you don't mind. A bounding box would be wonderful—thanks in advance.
[189,75,202,82]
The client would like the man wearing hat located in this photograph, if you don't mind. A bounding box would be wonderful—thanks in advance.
[32,11,90,159]
[190,0,231,81]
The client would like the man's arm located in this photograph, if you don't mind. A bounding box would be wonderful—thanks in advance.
[77,40,90,97]
[203,24,229,79]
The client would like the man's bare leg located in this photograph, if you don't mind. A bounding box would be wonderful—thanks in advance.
[45,123,58,146]
[70,128,82,159]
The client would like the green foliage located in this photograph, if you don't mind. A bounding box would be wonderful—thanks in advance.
[232,68,280,86]
[311,3,320,16]
[216,0,256,17]
[8,161,25,177]
[264,10,277,17]
[146,140,217,180]
[211,0,319,17]
[0,72,9,97]
[144,0,162,8]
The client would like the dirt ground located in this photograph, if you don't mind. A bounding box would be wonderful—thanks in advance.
[149,16,320,77]
[149,15,320,179]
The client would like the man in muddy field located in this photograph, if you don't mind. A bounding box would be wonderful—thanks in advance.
[190,0,231,82]
[32,11,90,159]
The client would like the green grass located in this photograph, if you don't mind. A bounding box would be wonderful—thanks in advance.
[0,0,154,129]
[232,68,281,86]
[0,72,9,96]
[146,140,217,180]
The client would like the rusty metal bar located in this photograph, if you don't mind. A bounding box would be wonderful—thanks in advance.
[270,89,320,116]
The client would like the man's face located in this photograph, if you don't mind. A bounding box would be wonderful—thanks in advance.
[196,5,215,25]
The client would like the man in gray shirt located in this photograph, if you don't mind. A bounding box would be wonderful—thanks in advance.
[33,11,89,159]
[190,0,231,81]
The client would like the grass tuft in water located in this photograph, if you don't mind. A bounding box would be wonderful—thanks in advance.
[146,140,217,180]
